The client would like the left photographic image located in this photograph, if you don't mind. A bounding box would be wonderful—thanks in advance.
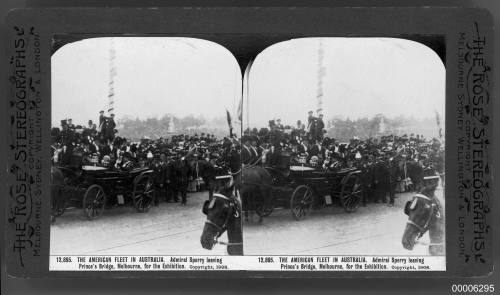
[50,37,243,258]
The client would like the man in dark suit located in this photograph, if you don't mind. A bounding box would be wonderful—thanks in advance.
[105,113,117,143]
[151,153,167,206]
[250,135,261,161]
[241,135,253,165]
[177,156,192,205]
[307,111,317,142]
[316,114,325,141]
[307,110,314,128]
[67,118,75,131]
[165,155,177,202]
[98,110,105,127]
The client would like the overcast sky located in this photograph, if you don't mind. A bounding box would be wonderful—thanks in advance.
[52,37,445,130]
[52,37,241,127]
[248,37,445,128]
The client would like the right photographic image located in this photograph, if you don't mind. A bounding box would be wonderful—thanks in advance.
[240,37,446,260]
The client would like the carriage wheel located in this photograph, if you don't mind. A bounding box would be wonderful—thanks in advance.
[340,173,363,213]
[133,173,155,213]
[82,184,106,220]
[290,185,314,220]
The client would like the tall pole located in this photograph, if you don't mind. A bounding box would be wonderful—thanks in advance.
[242,60,253,136]
[108,38,117,115]
[316,38,326,114]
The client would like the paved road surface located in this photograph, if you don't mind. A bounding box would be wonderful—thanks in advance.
[243,188,444,256]
[52,187,444,257]
[50,191,228,256]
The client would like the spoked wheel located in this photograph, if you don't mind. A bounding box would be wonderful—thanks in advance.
[82,184,106,220]
[133,173,155,213]
[290,185,314,220]
[340,173,363,213]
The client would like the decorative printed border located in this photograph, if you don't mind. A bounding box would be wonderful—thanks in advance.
[4,7,493,277]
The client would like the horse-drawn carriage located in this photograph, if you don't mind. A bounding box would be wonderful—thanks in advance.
[243,153,364,221]
[51,162,155,220]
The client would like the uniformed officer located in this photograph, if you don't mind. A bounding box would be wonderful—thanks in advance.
[408,170,443,254]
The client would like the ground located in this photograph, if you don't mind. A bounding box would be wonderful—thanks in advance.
[243,187,444,256]
[50,191,227,256]
[51,187,443,256]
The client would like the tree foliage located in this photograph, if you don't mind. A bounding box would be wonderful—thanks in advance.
[326,114,440,142]
[116,114,230,140]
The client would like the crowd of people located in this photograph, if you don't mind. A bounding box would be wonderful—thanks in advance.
[240,110,445,205]
[51,111,230,205]
[52,109,444,206]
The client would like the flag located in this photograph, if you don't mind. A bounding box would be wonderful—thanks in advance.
[236,97,243,123]
[226,109,233,137]
[226,109,232,128]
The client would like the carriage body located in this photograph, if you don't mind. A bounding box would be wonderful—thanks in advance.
[258,161,364,220]
[52,165,155,220]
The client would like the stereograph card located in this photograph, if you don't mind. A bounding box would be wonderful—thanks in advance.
[3,7,494,278]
